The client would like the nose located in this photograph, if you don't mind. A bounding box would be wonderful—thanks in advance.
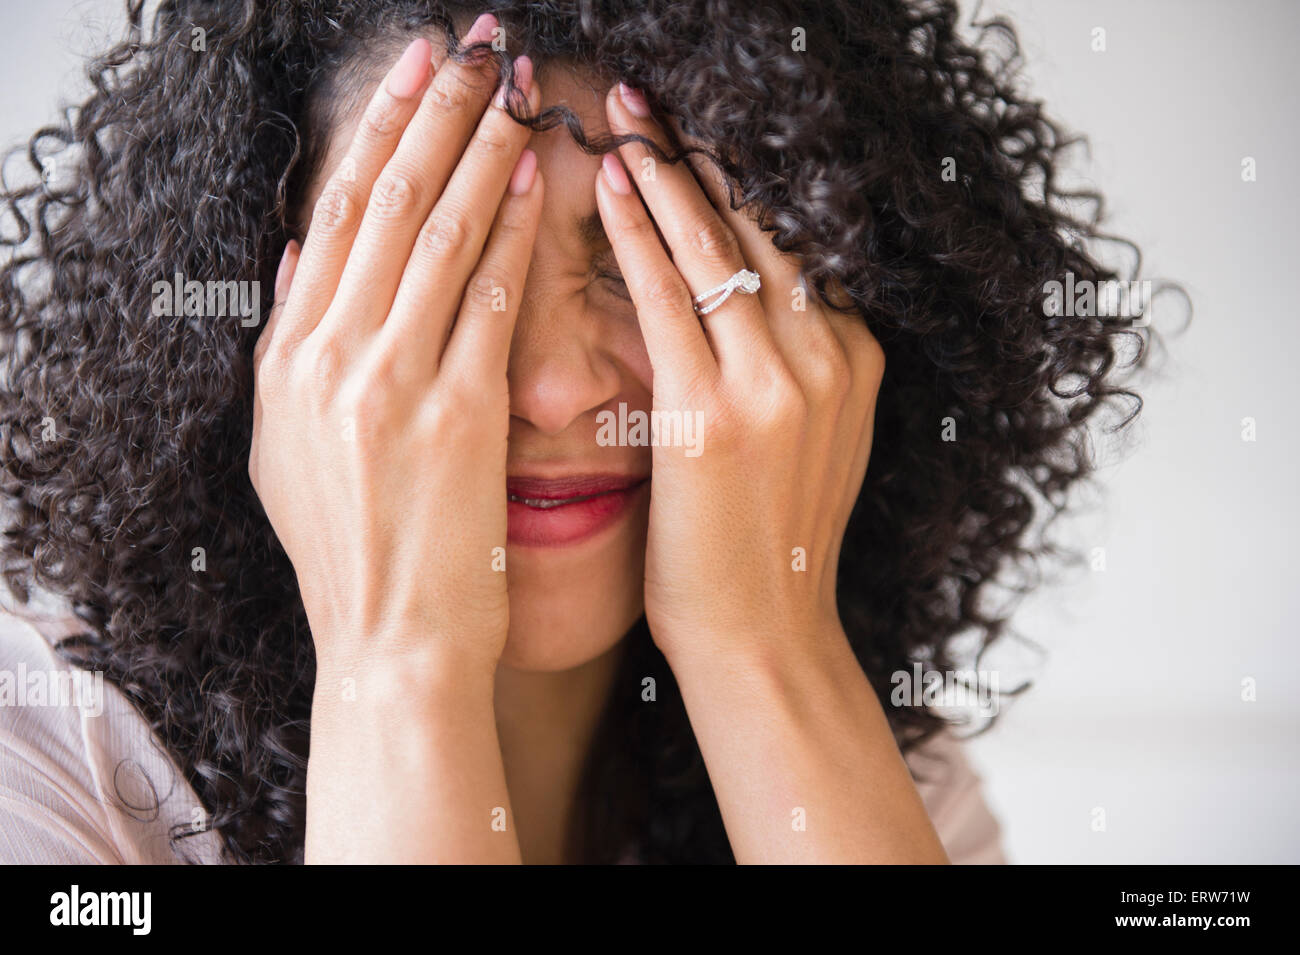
[507,288,624,437]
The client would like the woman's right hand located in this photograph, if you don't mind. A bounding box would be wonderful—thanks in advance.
[249,28,542,681]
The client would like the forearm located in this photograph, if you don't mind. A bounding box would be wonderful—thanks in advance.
[667,628,950,865]
[305,649,520,864]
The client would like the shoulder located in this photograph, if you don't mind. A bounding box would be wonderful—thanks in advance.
[905,729,1007,864]
[0,602,224,864]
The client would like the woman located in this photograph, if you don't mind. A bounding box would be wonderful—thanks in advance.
[0,0,1149,863]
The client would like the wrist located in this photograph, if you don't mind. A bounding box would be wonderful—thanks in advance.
[312,639,498,718]
[658,606,848,675]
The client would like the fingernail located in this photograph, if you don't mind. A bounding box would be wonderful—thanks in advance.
[618,82,651,118]
[509,149,538,196]
[601,153,631,195]
[496,55,533,109]
[464,12,498,46]
[387,38,432,98]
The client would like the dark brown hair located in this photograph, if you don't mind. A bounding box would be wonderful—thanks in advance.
[0,0,1164,863]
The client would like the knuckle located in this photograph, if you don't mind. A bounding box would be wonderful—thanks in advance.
[687,213,741,265]
[311,181,361,235]
[420,392,457,433]
[422,386,477,438]
[355,348,402,398]
[293,336,347,404]
[440,360,501,412]
[338,379,389,427]
[841,319,885,387]
[861,333,886,382]
[641,270,690,314]
[334,371,402,443]
[426,77,473,113]
[255,346,289,402]
[370,169,425,219]
[418,210,473,259]
[464,270,508,310]
[357,101,402,143]
[754,364,806,424]
[776,383,808,426]
[611,211,657,246]
[471,128,516,159]
[805,338,852,398]
[254,316,292,370]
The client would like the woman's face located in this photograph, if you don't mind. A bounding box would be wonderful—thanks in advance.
[298,49,653,672]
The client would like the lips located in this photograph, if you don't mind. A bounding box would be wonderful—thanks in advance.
[506,474,648,547]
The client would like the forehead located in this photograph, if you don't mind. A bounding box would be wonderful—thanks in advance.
[299,45,611,250]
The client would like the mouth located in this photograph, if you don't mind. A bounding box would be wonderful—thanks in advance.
[505,474,649,547]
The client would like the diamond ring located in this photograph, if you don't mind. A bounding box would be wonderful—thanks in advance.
[692,268,762,317]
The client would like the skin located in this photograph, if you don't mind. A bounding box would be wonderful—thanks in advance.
[250,14,950,863]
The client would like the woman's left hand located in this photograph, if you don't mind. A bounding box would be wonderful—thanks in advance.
[595,86,948,864]
[594,83,886,669]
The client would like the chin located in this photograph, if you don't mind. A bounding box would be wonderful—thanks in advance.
[499,610,637,672]
[499,587,643,671]
[498,527,647,672]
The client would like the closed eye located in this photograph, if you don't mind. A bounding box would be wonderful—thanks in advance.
[577,209,633,304]
[590,251,632,303]
[594,266,632,301]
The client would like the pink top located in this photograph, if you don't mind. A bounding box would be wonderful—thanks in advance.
[0,605,1005,864]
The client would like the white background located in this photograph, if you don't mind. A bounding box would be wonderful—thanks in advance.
[0,0,1295,862]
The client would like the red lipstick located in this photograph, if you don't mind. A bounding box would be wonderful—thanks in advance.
[506,474,648,547]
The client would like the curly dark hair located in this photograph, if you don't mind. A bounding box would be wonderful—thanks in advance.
[0,0,1164,864]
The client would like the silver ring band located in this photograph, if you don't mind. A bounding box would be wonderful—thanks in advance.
[692,268,762,316]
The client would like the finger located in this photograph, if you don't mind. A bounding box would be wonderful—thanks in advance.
[278,38,433,351]
[667,120,806,316]
[437,153,543,387]
[606,84,773,373]
[668,118,850,397]
[251,239,300,488]
[595,152,717,390]
[666,116,876,564]
[254,240,301,373]
[379,56,540,377]
[831,315,887,481]
[318,13,504,348]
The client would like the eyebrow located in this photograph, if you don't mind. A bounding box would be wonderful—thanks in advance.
[576,210,610,249]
